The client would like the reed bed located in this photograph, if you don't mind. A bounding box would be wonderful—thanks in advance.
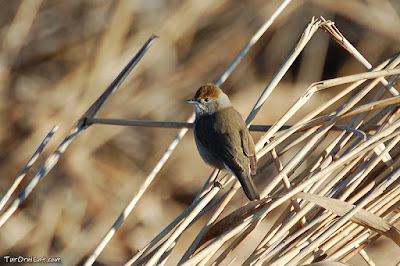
[1,1,400,265]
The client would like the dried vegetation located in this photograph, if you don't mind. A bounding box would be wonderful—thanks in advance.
[1,1,400,265]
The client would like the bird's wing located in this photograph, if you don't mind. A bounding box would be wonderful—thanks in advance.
[240,129,257,175]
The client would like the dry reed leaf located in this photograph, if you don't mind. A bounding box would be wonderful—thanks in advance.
[294,192,400,247]
[198,199,270,248]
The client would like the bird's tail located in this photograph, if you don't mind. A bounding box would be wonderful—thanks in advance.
[236,172,260,201]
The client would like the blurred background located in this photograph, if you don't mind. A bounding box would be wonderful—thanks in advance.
[0,0,400,265]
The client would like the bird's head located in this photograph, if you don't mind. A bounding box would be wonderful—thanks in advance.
[186,83,232,117]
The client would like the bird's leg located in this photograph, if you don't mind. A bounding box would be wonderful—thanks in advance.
[213,170,228,188]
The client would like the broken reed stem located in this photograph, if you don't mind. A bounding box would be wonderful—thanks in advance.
[0,127,81,228]
[0,125,58,212]
[320,16,399,96]
[0,34,159,265]
[250,17,322,140]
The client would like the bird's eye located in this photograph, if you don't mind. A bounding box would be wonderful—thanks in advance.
[204,98,210,102]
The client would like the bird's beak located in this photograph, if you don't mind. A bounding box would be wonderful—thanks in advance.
[186,99,196,104]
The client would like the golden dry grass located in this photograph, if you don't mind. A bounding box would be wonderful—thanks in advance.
[1,1,400,265]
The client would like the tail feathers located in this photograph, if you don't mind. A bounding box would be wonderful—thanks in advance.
[223,163,260,201]
[236,172,260,201]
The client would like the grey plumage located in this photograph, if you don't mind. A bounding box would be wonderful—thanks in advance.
[188,84,260,201]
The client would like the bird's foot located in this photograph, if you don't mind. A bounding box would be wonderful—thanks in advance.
[213,178,224,189]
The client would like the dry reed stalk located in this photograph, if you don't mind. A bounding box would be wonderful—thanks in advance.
[3,1,400,265]
[172,17,325,266]
[127,16,400,265]
[260,130,400,262]
[216,62,400,264]
[0,126,58,212]
[254,127,400,264]
[122,1,295,265]
[321,185,400,259]
[0,33,157,243]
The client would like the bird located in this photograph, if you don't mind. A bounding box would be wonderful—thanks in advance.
[186,83,260,201]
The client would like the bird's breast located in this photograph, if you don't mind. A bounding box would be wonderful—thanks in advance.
[193,120,225,169]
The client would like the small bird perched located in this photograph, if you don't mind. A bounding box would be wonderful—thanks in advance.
[186,83,260,201]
